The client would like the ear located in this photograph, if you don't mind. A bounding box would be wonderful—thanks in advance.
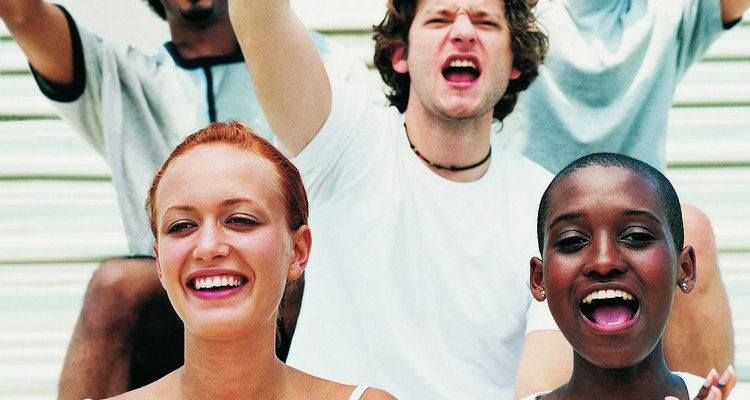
[153,241,167,290]
[510,68,521,80]
[676,245,697,294]
[288,225,312,282]
[530,256,546,302]
[391,44,409,74]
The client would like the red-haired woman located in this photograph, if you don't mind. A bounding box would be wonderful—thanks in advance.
[93,121,395,400]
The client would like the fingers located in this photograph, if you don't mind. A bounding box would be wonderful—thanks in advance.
[693,366,736,400]
[715,365,736,399]
[691,386,721,400]
[705,386,722,400]
[694,368,720,400]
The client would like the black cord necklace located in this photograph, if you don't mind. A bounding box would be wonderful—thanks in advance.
[404,123,491,172]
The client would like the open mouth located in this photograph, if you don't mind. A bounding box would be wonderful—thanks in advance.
[190,275,246,291]
[442,59,480,83]
[580,289,639,326]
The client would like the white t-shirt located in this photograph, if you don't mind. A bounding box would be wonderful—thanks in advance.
[518,371,706,399]
[287,80,558,399]
[497,0,726,172]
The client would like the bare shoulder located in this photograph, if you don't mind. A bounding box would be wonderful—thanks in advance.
[360,387,398,400]
[100,370,180,400]
[286,366,397,399]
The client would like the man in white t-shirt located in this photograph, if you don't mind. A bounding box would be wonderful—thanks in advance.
[230,0,572,398]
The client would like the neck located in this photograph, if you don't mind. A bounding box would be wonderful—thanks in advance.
[556,343,688,400]
[403,109,494,183]
[168,14,239,59]
[180,323,288,399]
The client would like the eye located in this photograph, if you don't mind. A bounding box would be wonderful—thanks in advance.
[619,229,657,248]
[167,220,196,234]
[553,231,589,253]
[427,18,449,25]
[476,19,500,28]
[226,215,260,228]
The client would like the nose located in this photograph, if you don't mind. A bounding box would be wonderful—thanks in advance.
[192,224,230,261]
[582,234,628,277]
[450,14,477,47]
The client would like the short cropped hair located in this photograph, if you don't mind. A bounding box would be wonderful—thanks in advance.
[536,152,684,253]
[372,0,547,122]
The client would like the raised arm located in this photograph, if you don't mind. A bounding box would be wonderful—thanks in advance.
[721,0,750,25]
[0,0,73,85]
[228,0,331,156]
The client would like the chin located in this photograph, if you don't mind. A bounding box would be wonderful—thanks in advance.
[185,311,246,337]
[438,104,483,121]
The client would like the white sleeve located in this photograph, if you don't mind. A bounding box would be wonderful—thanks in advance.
[292,78,397,205]
[674,0,726,76]
[525,298,560,334]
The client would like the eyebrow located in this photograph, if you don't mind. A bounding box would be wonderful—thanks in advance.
[164,204,194,214]
[622,209,662,223]
[222,197,255,207]
[548,209,662,230]
[470,9,499,19]
[549,212,582,230]
[163,197,257,214]
[424,6,500,19]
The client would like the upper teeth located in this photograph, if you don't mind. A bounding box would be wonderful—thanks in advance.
[449,59,476,69]
[581,289,634,304]
[193,275,243,290]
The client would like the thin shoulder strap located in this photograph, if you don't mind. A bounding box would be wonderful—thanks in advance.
[348,385,369,400]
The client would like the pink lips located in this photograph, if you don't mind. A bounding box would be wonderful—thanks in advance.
[191,284,245,300]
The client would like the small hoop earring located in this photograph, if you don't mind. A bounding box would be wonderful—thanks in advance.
[540,290,546,299]
[681,282,689,292]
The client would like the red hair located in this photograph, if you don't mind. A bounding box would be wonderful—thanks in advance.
[146,121,309,237]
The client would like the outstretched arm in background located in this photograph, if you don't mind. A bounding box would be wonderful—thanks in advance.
[228,0,331,156]
[0,0,73,84]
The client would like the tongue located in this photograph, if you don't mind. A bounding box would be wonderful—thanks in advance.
[445,71,477,83]
[591,304,633,325]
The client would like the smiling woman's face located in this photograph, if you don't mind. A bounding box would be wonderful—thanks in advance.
[533,165,681,369]
[152,143,302,340]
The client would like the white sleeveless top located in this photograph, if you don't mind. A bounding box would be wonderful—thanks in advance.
[349,385,369,400]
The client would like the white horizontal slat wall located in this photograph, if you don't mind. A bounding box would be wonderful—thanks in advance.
[2,7,138,398]
[1,6,749,400]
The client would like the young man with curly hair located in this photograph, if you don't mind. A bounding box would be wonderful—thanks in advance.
[230,0,570,398]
